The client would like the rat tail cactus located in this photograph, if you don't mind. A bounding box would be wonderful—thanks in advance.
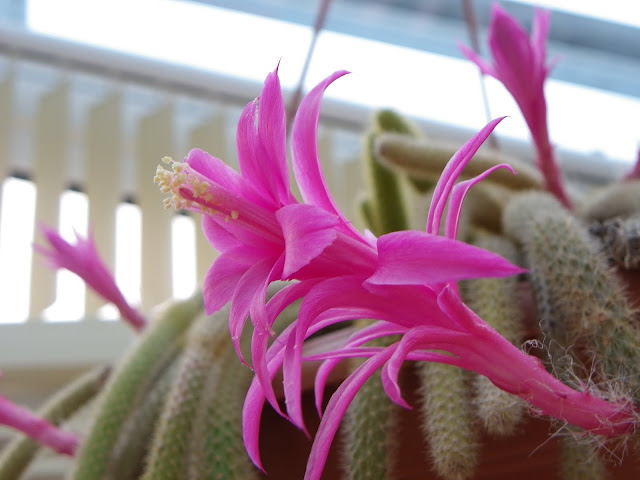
[2,5,640,480]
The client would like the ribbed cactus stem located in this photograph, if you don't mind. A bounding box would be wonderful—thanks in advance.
[503,192,640,403]
[560,436,607,480]
[418,363,479,480]
[464,234,525,436]
[363,133,409,236]
[343,331,398,480]
[71,293,203,480]
[108,356,181,480]
[141,309,230,480]
[579,181,640,222]
[0,366,109,480]
[187,331,257,480]
[375,133,543,191]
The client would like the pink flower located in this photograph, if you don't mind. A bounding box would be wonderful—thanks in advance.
[460,4,571,208]
[0,375,78,456]
[158,67,637,480]
[34,226,146,332]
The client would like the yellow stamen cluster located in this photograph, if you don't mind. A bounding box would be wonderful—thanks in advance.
[154,156,212,212]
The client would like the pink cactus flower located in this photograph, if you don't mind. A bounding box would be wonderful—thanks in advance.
[0,375,78,456]
[157,67,637,480]
[34,226,146,332]
[460,4,572,208]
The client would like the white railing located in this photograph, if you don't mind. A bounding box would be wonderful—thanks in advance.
[0,27,371,372]
[0,25,625,370]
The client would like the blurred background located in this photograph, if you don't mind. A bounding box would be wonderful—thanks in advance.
[0,1,637,476]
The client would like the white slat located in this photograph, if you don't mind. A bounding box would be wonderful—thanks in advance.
[84,93,122,315]
[29,83,68,318]
[136,103,174,310]
[0,68,12,182]
[187,113,230,283]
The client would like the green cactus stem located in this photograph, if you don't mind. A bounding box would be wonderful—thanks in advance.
[375,133,543,191]
[463,234,525,436]
[361,112,411,235]
[70,292,202,480]
[418,363,479,480]
[343,331,399,480]
[503,192,640,404]
[560,436,608,480]
[108,355,181,480]
[0,366,110,480]
[579,181,640,222]
[186,329,256,480]
[140,308,230,480]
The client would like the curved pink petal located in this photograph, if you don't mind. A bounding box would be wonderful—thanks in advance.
[444,163,516,239]
[489,4,536,98]
[381,326,471,409]
[257,67,293,205]
[276,204,339,278]
[303,347,397,480]
[458,44,498,77]
[186,148,245,194]
[370,231,525,287]
[426,117,505,234]
[291,70,360,239]
[229,256,282,362]
[236,68,291,208]
[202,245,265,314]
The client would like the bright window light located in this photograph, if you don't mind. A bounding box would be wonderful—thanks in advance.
[0,177,36,324]
[171,214,196,300]
[26,0,640,164]
[42,189,88,322]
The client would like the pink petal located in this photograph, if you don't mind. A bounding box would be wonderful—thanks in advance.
[381,326,471,408]
[236,68,291,208]
[229,256,281,363]
[426,117,505,234]
[489,4,536,97]
[257,67,293,205]
[444,163,516,239]
[202,246,263,314]
[291,70,360,238]
[303,347,397,480]
[276,204,339,279]
[458,43,497,77]
[370,231,525,286]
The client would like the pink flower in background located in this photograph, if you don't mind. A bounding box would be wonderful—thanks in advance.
[0,375,78,456]
[460,4,572,208]
[158,67,637,480]
[34,227,146,332]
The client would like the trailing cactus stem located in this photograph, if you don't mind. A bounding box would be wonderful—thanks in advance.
[418,362,479,480]
[70,292,203,480]
[0,366,109,480]
[503,192,640,404]
[561,435,607,480]
[343,327,398,480]
[363,131,409,235]
[141,308,230,480]
[375,133,543,191]
[108,355,182,480]
[463,234,526,435]
[579,181,640,222]
[187,333,256,480]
